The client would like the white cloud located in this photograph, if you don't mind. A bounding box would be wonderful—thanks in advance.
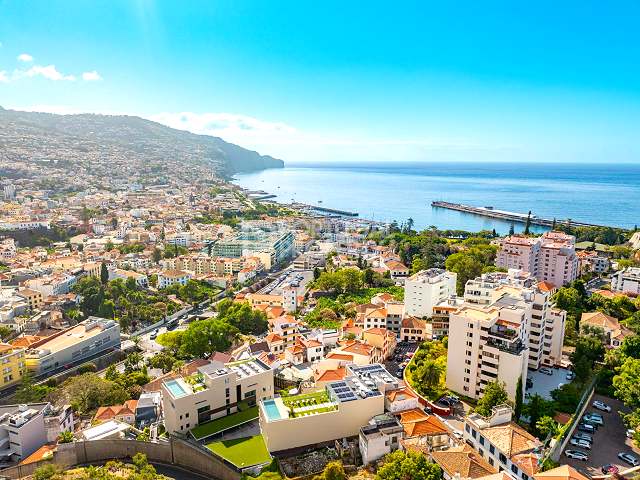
[0,71,8,83]
[20,64,75,81]
[17,53,33,62]
[82,70,102,81]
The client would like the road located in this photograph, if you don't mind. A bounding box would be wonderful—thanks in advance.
[384,341,419,379]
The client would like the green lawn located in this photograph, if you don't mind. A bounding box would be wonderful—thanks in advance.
[190,406,258,440]
[281,390,328,407]
[207,434,271,468]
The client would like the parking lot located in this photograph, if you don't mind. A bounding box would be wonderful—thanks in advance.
[562,394,639,476]
[385,341,419,378]
[526,367,573,401]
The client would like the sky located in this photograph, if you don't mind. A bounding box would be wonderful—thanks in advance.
[1,0,639,164]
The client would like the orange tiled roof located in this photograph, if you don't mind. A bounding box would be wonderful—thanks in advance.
[431,445,497,479]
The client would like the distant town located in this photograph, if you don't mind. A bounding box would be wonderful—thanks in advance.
[1,144,640,480]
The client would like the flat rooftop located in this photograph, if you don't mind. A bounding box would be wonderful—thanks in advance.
[29,317,117,354]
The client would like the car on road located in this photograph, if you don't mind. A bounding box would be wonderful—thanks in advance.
[583,413,604,425]
[150,329,159,340]
[592,400,612,412]
[618,452,639,466]
[565,450,589,461]
[601,464,619,474]
[573,432,593,444]
[570,438,591,449]
[539,367,553,375]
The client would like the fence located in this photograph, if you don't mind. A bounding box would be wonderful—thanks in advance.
[547,376,597,462]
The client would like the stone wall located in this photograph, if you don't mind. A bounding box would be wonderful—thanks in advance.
[0,438,240,480]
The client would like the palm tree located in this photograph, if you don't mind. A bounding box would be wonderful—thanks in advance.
[417,359,444,391]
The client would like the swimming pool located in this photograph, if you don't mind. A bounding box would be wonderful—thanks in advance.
[263,399,283,421]
[165,379,188,398]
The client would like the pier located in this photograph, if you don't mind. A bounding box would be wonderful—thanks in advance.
[292,203,359,217]
[431,201,613,229]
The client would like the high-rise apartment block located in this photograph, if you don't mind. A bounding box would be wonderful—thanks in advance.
[404,269,457,318]
[496,232,579,287]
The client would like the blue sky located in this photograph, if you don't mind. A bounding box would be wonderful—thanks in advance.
[1,0,639,164]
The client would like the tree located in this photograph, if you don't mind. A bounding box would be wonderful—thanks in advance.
[179,319,239,358]
[15,370,51,403]
[614,358,640,408]
[524,211,532,235]
[217,299,268,335]
[376,450,442,480]
[0,325,13,341]
[414,359,444,395]
[621,335,640,359]
[514,377,523,421]
[33,464,61,480]
[152,247,162,264]
[100,261,109,285]
[313,267,321,280]
[475,381,510,417]
[536,416,558,438]
[321,461,347,480]
[445,253,484,295]
[48,373,128,414]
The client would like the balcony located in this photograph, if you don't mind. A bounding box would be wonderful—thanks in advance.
[488,325,518,341]
[486,337,525,356]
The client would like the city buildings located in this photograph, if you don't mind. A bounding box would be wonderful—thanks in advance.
[210,228,295,270]
[23,317,120,374]
[446,270,566,401]
[0,344,26,390]
[464,406,542,479]
[0,403,49,461]
[157,270,192,289]
[611,266,640,295]
[161,357,274,435]
[404,269,457,318]
[580,311,633,347]
[496,232,579,287]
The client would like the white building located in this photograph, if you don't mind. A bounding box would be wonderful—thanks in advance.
[359,414,404,465]
[282,285,298,313]
[611,267,640,295]
[0,403,49,461]
[404,269,457,318]
[464,406,542,479]
[24,273,77,299]
[157,270,192,289]
[161,357,274,435]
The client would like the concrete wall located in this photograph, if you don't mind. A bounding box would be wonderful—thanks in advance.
[0,438,240,480]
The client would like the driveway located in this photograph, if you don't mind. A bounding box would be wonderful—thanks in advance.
[562,394,639,476]
[526,367,572,401]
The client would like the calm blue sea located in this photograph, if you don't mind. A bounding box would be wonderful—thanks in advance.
[233,162,640,234]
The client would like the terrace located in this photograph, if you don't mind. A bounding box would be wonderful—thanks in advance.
[280,390,338,418]
[183,372,207,393]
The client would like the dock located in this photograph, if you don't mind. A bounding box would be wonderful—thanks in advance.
[292,203,359,217]
[431,201,613,229]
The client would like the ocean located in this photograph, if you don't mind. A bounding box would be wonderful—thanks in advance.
[233,162,640,234]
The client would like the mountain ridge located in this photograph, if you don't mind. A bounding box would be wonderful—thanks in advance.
[0,107,284,176]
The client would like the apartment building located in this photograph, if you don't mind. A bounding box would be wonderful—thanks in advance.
[161,357,273,435]
[157,270,192,289]
[0,344,25,390]
[464,406,542,480]
[211,229,295,270]
[16,289,44,311]
[0,403,49,461]
[259,364,394,452]
[463,270,566,369]
[611,267,640,295]
[109,268,149,288]
[404,269,457,318]
[23,317,120,374]
[496,232,579,287]
[24,273,77,299]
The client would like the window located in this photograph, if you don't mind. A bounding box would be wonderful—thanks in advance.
[499,453,507,464]
[489,445,495,455]
[479,436,485,446]
[471,429,477,439]
[511,465,519,475]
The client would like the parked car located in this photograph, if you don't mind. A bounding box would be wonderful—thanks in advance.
[150,329,159,340]
[526,378,533,389]
[601,465,619,474]
[592,400,612,412]
[570,438,591,450]
[395,369,403,378]
[539,367,553,375]
[627,429,636,439]
[566,371,576,380]
[565,450,589,461]
[583,413,604,426]
[573,432,593,443]
[618,452,639,466]
[578,423,596,434]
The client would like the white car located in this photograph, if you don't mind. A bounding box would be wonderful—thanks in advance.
[592,400,612,412]
[539,367,553,375]
[570,438,591,450]
[566,450,589,461]
[618,452,639,466]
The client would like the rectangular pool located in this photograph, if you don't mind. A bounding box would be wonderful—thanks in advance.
[165,379,188,398]
[263,399,283,421]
